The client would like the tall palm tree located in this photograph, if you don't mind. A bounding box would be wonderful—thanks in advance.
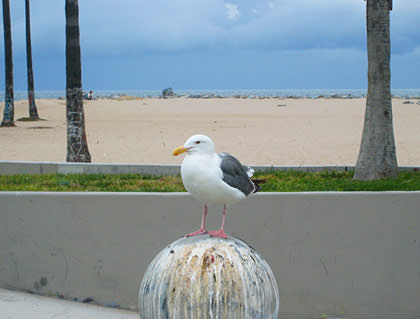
[25,0,39,120]
[65,0,91,162]
[1,0,14,127]
[354,0,397,180]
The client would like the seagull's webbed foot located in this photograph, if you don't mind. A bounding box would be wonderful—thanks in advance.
[185,204,208,237]
[184,228,207,237]
[208,204,228,238]
[208,229,228,239]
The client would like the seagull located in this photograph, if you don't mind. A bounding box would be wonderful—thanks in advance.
[172,134,260,239]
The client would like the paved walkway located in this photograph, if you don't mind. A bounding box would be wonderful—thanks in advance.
[0,288,139,319]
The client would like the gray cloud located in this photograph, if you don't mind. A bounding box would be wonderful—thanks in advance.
[2,0,419,57]
[1,0,419,90]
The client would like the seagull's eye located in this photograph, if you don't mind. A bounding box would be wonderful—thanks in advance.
[195,141,201,144]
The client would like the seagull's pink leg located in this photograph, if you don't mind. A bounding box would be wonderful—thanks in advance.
[185,204,208,237]
[208,205,228,239]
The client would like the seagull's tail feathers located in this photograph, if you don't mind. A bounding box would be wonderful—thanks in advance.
[243,165,255,178]
[251,178,266,193]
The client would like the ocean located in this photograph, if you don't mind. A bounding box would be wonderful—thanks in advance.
[2,88,420,102]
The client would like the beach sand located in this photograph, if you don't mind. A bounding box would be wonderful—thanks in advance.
[0,97,419,166]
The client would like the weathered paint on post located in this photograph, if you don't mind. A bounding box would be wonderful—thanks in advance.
[139,235,279,319]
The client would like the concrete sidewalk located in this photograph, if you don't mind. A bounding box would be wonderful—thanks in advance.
[0,288,139,319]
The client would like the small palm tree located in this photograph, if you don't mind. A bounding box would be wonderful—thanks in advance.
[25,0,39,120]
[1,0,15,127]
[65,0,91,162]
[354,0,397,180]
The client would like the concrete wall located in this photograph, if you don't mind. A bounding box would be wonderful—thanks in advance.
[0,160,354,175]
[1,191,419,319]
[0,161,182,176]
[1,160,418,176]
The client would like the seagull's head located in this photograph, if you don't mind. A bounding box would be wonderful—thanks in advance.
[172,134,215,156]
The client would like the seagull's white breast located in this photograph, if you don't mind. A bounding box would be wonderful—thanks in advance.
[181,153,245,205]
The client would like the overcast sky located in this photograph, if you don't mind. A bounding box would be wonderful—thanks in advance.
[1,0,419,91]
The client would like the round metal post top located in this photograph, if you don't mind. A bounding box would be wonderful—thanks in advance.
[139,234,279,319]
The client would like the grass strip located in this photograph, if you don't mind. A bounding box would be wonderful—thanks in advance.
[1,170,420,192]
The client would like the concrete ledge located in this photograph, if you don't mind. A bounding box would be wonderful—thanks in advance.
[1,191,419,319]
[1,160,419,175]
[0,161,180,176]
[0,288,138,319]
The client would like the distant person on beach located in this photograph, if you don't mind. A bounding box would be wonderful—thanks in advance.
[87,90,94,100]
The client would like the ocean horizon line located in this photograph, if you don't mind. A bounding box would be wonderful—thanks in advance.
[1,88,420,102]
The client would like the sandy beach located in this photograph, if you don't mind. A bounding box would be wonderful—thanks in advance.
[0,97,419,166]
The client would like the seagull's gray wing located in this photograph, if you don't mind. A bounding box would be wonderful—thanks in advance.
[219,152,258,196]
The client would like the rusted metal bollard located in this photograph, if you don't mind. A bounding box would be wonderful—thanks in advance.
[139,235,279,319]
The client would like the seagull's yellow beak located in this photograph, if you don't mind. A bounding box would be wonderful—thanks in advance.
[172,145,189,156]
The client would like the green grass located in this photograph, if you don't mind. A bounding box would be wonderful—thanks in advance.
[1,170,420,192]
[256,170,420,192]
[0,174,185,192]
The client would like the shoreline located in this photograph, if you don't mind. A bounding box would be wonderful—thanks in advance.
[3,88,420,102]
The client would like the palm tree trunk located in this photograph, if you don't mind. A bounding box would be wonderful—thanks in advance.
[354,0,397,180]
[25,0,39,120]
[65,0,91,162]
[1,0,14,127]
